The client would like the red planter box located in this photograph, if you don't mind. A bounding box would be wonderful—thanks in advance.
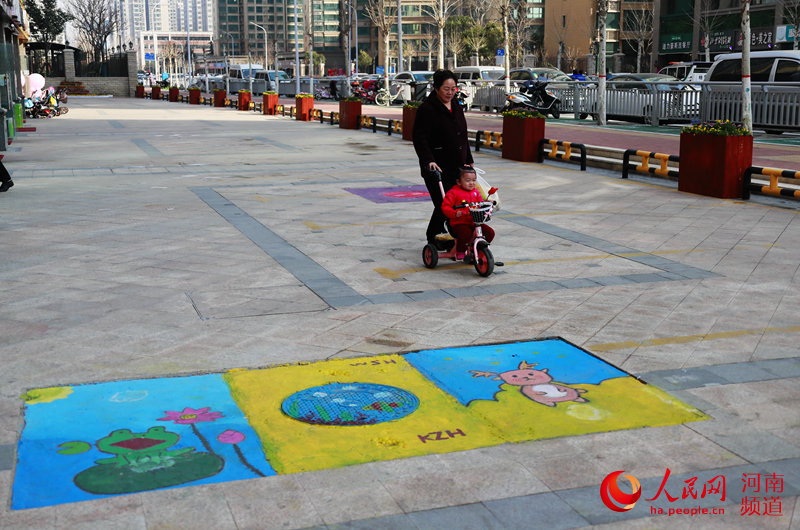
[501,116,545,162]
[678,133,753,199]
[263,93,279,115]
[151,86,161,100]
[168,87,179,102]
[135,85,144,98]
[338,100,362,129]
[238,91,252,111]
[189,88,201,104]
[213,90,227,107]
[402,107,417,141]
[296,96,314,121]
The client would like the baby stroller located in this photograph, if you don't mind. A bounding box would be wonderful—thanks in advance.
[421,170,498,277]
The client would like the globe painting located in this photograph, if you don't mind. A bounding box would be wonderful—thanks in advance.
[281,383,420,426]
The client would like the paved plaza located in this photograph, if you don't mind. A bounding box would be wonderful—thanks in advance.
[1,97,799,529]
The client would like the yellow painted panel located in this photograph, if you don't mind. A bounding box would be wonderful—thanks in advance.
[224,355,504,474]
[468,377,708,442]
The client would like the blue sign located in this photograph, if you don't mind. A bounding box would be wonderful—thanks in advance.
[376,66,385,75]
[496,49,504,56]
[145,53,155,61]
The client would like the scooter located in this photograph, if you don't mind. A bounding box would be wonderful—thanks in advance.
[502,79,561,119]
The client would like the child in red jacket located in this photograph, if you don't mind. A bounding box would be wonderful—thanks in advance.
[441,166,495,260]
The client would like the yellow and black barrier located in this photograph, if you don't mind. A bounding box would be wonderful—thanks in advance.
[474,130,502,151]
[743,167,800,200]
[537,139,587,171]
[622,149,679,180]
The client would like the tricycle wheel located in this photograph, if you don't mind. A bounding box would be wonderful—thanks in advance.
[474,245,494,277]
[422,244,438,268]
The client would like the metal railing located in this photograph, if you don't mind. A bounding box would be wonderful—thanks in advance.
[701,83,800,132]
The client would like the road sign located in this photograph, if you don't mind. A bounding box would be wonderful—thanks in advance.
[145,53,155,61]
[496,49,504,56]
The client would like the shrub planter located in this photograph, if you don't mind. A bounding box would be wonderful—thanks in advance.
[678,133,753,199]
[135,85,145,98]
[238,91,252,111]
[338,99,362,129]
[501,115,545,162]
[402,106,418,141]
[189,88,201,104]
[263,93,279,115]
[213,90,227,107]
[151,86,161,100]
[168,87,180,102]
[296,96,314,121]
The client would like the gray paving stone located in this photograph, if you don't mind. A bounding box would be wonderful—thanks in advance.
[407,503,505,530]
[327,513,418,529]
[484,492,589,529]
[0,444,13,471]
[639,368,730,390]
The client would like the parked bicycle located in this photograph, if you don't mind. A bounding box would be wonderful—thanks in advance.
[375,83,411,107]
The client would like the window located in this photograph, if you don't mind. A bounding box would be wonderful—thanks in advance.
[775,59,800,82]
[562,15,566,28]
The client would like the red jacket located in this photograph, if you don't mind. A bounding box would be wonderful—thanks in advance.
[441,186,484,226]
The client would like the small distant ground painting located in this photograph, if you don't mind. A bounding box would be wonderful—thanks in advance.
[345,185,430,203]
[12,338,707,510]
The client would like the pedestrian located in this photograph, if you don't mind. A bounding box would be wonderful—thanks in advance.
[441,166,495,260]
[0,160,14,193]
[412,69,473,248]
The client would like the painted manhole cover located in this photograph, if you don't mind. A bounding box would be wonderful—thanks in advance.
[281,383,419,426]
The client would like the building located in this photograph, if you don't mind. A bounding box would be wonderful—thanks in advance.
[655,0,787,68]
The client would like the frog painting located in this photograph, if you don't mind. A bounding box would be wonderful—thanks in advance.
[69,426,224,495]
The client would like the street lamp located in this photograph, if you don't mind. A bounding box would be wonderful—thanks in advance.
[250,21,270,88]
[224,31,235,93]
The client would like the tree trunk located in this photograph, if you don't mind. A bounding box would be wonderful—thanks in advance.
[384,33,390,90]
[741,0,752,132]
[503,13,510,92]
[636,40,642,73]
[704,32,710,62]
[598,1,607,126]
[438,25,444,69]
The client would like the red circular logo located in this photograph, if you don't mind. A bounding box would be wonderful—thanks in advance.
[600,471,641,512]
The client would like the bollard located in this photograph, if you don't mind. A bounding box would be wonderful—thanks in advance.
[13,102,23,128]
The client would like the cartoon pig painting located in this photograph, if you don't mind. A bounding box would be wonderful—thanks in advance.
[469,361,589,407]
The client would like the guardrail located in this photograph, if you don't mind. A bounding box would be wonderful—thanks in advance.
[622,149,679,180]
[537,139,587,171]
[743,167,800,200]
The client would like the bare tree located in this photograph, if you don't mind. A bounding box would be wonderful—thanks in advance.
[623,5,654,72]
[778,0,800,50]
[363,0,395,89]
[420,34,438,69]
[303,0,313,75]
[446,25,466,66]
[462,0,493,26]
[161,41,182,85]
[596,0,608,125]
[687,0,725,62]
[492,0,512,90]
[422,0,460,69]
[548,6,568,71]
[465,26,486,64]
[67,0,118,63]
[562,46,580,73]
[508,8,536,68]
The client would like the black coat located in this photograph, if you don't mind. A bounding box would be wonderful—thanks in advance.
[412,94,473,174]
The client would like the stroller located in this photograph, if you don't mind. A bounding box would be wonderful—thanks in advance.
[421,169,499,277]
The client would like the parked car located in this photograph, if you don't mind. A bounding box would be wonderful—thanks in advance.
[507,67,573,88]
[658,61,712,83]
[392,71,434,84]
[453,65,505,81]
[582,73,696,124]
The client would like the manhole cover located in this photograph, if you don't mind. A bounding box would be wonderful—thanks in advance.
[281,383,419,426]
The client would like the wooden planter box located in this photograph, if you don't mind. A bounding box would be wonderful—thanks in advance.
[135,85,144,98]
[188,88,201,104]
[263,93,279,115]
[238,91,252,111]
[402,107,417,141]
[168,87,179,102]
[296,96,314,121]
[338,100,362,129]
[213,90,227,107]
[151,86,161,100]
[501,116,545,162]
[678,133,753,199]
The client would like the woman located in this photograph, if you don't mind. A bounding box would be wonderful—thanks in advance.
[412,69,473,247]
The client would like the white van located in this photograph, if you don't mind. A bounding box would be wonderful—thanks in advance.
[658,62,713,83]
[705,50,800,83]
[453,66,505,82]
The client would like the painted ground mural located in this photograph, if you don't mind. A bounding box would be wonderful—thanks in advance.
[12,339,707,510]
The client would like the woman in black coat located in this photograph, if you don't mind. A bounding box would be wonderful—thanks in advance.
[412,69,473,246]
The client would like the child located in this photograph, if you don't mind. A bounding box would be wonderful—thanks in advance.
[441,166,495,260]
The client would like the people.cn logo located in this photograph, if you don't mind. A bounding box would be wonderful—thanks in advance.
[600,471,642,512]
